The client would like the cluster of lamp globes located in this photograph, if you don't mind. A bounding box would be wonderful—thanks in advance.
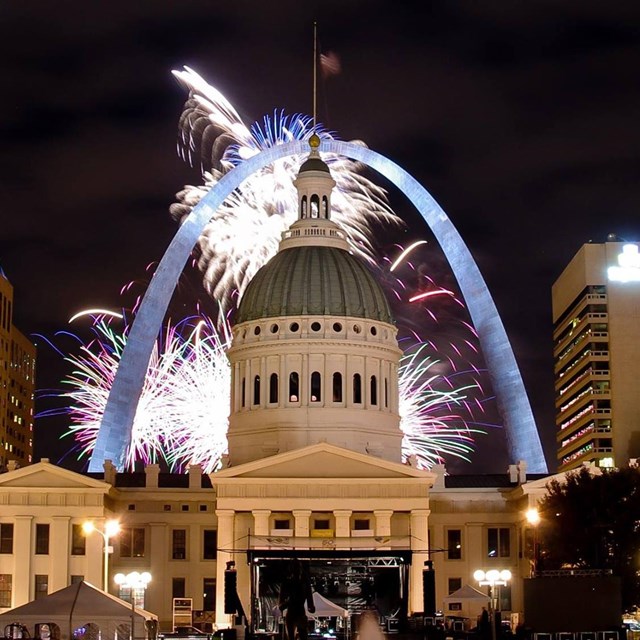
[473,569,512,586]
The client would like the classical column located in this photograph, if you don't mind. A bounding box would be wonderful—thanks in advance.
[50,516,71,592]
[373,510,393,537]
[293,510,311,542]
[410,509,431,615]
[13,516,32,606]
[147,523,168,615]
[215,510,236,627]
[252,510,271,537]
[334,510,352,539]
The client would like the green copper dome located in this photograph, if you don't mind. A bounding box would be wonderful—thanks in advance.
[236,245,393,323]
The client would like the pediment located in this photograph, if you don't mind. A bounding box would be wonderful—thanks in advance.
[212,443,435,482]
[0,461,108,490]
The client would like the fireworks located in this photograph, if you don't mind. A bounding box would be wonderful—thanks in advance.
[40,70,495,472]
[171,66,401,323]
[47,314,231,473]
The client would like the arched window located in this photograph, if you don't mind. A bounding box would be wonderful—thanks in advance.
[322,195,328,218]
[301,196,308,218]
[289,372,299,401]
[241,377,246,408]
[384,378,389,408]
[353,374,362,404]
[332,372,343,402]
[253,375,260,405]
[370,375,378,406]
[310,194,320,218]
[269,373,278,404]
[311,371,321,402]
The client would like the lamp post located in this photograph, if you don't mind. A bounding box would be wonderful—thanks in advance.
[114,571,152,640]
[473,569,512,640]
[83,519,120,592]
[525,508,540,576]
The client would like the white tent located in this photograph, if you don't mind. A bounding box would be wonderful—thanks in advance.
[0,581,158,640]
[442,584,490,623]
[305,592,348,618]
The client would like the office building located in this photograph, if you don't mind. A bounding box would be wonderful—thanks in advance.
[0,270,35,469]
[552,238,640,471]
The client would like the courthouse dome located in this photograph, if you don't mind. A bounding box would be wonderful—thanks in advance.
[236,244,393,323]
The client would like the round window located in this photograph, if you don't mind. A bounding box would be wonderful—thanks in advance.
[289,322,300,332]
[370,326,377,336]
[353,324,362,334]
[311,322,322,332]
[254,326,261,336]
[270,323,279,334]
[333,322,342,332]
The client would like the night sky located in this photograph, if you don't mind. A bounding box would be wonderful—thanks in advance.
[2,2,639,473]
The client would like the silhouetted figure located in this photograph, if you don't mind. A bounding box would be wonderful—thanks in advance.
[279,560,315,640]
[479,607,490,639]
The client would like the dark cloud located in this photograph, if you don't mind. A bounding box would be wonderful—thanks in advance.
[1,0,638,472]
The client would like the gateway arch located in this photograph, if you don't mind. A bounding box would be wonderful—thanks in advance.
[87,139,547,474]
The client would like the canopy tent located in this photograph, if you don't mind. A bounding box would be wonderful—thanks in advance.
[442,584,490,625]
[305,592,348,618]
[0,581,157,640]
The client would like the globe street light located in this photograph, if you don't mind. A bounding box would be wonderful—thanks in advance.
[83,519,120,592]
[525,508,540,576]
[114,571,152,640]
[474,569,512,640]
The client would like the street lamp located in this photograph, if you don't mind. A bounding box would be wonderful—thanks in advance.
[525,508,540,576]
[83,519,120,592]
[474,569,512,640]
[114,571,152,640]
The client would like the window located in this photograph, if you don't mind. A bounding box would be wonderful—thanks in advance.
[203,530,217,560]
[35,524,50,555]
[70,575,84,585]
[322,196,328,218]
[274,519,291,530]
[353,374,362,404]
[71,524,86,556]
[35,575,48,600]
[181,505,189,512]
[447,529,462,560]
[332,373,343,402]
[301,196,308,218]
[0,524,14,554]
[487,527,511,558]
[498,584,512,611]
[353,519,370,531]
[384,379,388,408]
[314,519,330,530]
[172,529,186,560]
[241,378,246,408]
[164,505,172,512]
[310,372,321,402]
[203,578,216,612]
[253,375,260,405]
[120,527,145,558]
[310,194,319,218]
[0,574,11,607]
[269,373,278,404]
[289,372,299,401]
[172,577,186,599]
[448,578,462,595]
[370,376,378,406]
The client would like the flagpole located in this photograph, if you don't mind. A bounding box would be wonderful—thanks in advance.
[313,20,317,131]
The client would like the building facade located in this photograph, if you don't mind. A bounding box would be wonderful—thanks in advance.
[552,239,640,471]
[0,270,35,470]
[0,457,547,631]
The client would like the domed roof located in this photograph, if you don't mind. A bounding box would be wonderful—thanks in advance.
[298,156,330,173]
[236,245,393,324]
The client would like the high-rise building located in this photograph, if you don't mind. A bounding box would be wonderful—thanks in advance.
[0,270,36,469]
[552,238,640,471]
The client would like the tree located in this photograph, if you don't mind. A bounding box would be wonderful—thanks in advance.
[538,466,640,611]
